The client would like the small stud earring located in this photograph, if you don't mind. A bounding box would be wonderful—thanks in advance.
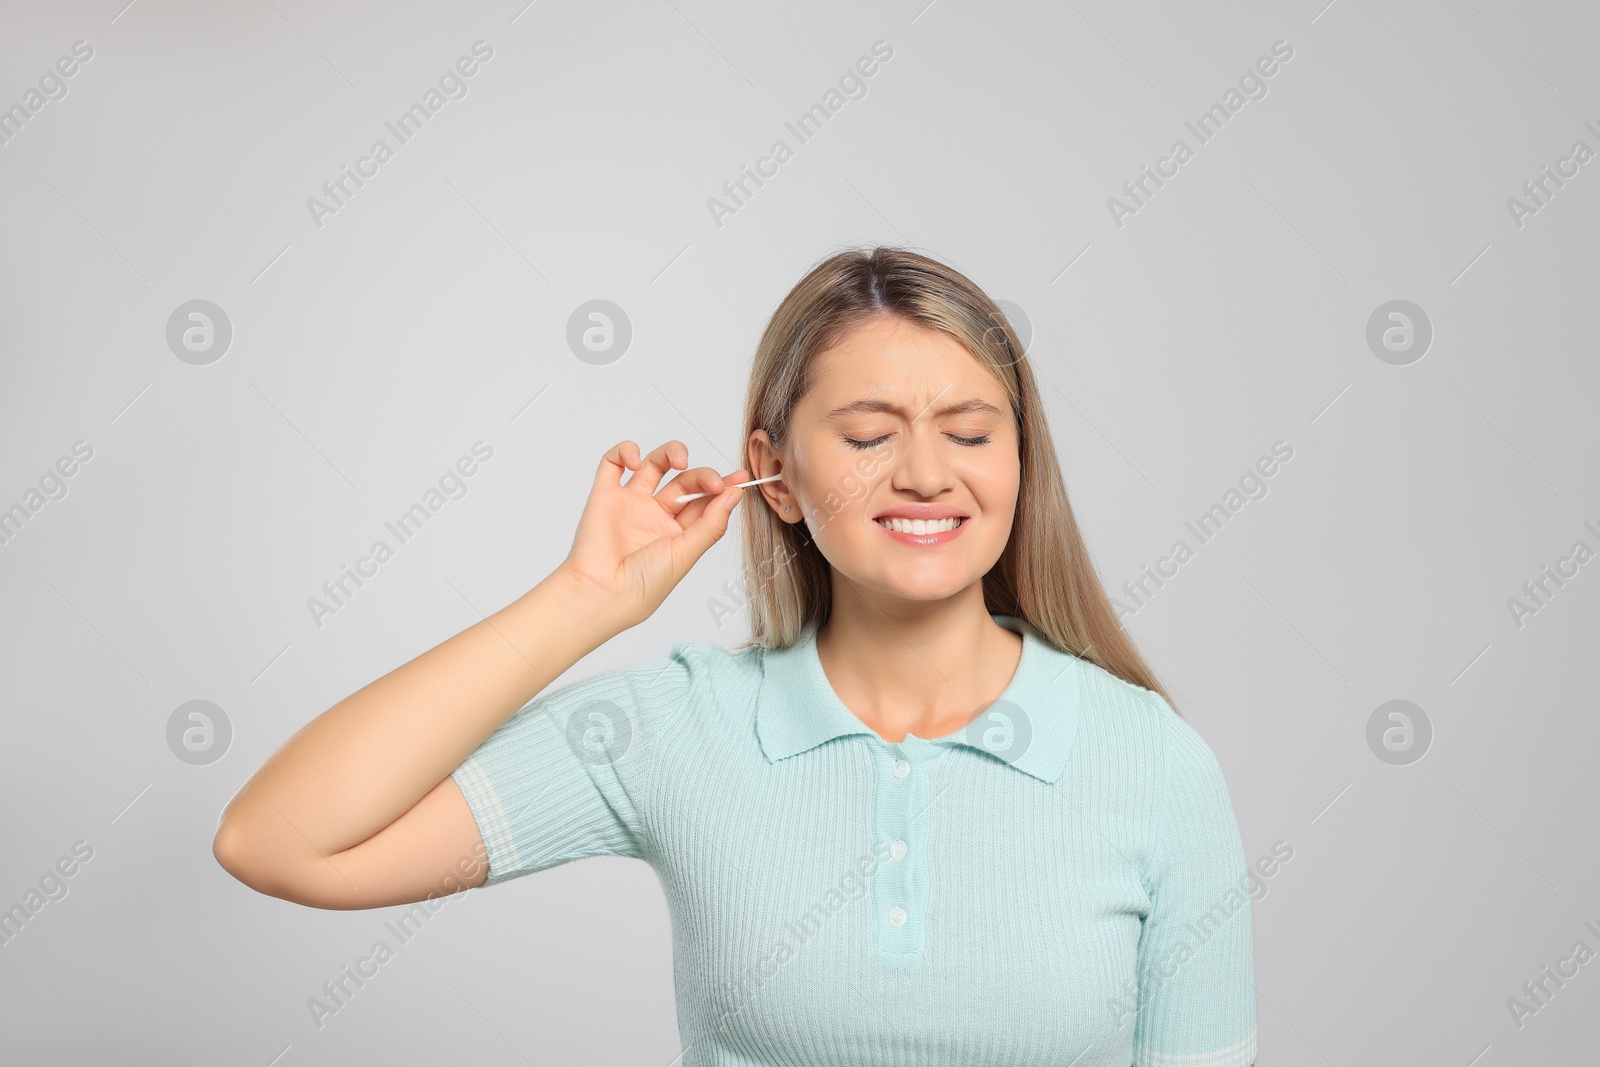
[784,506,791,513]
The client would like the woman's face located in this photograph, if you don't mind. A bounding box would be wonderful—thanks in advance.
[749,314,1021,607]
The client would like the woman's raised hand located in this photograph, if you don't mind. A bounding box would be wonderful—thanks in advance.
[554,439,750,630]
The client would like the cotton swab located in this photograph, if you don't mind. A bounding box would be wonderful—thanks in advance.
[674,474,782,505]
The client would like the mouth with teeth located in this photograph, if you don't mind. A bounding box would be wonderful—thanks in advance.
[874,516,965,534]
[872,514,969,545]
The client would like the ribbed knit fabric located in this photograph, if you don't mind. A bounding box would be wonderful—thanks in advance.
[450,614,1256,1067]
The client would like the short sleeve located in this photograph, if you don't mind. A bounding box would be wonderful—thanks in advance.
[1133,710,1257,1067]
[449,643,698,887]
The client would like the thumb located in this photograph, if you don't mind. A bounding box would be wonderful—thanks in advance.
[676,485,744,568]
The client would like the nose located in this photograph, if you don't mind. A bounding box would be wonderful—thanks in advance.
[887,426,956,498]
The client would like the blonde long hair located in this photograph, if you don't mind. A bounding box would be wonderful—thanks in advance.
[735,245,1177,712]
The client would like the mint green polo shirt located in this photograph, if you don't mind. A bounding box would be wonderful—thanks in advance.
[451,614,1257,1067]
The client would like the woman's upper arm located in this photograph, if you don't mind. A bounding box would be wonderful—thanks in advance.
[215,774,488,910]
[213,644,702,907]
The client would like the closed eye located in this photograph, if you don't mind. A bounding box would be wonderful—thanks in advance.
[842,433,992,450]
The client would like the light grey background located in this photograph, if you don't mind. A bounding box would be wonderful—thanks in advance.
[2,0,1596,1063]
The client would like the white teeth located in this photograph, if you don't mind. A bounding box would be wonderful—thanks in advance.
[875,517,963,534]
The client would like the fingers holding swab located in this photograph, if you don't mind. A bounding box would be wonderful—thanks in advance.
[674,473,782,505]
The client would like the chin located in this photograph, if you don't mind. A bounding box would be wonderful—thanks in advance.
[852,566,984,604]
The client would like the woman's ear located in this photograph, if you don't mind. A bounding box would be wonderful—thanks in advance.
[747,429,799,523]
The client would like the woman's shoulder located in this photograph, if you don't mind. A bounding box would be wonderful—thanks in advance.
[1067,654,1228,779]
[663,634,766,679]
[1069,653,1174,738]
[504,635,749,713]
[648,635,768,716]
[562,633,763,683]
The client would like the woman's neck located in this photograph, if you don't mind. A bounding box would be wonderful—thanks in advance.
[814,585,1024,744]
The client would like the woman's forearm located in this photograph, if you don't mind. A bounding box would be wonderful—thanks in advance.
[215,566,625,862]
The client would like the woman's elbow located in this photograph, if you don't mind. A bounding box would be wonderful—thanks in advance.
[212,817,270,892]
[212,815,310,903]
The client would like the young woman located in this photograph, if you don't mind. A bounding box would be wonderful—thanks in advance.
[215,247,1257,1067]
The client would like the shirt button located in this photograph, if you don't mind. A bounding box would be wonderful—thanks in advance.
[892,759,910,779]
[888,906,907,928]
[889,838,907,860]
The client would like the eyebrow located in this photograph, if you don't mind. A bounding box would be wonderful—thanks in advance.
[824,397,1004,421]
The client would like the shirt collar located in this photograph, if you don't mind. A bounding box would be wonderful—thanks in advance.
[754,614,1082,784]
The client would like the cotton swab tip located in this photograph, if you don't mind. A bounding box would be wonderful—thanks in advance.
[674,473,781,504]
